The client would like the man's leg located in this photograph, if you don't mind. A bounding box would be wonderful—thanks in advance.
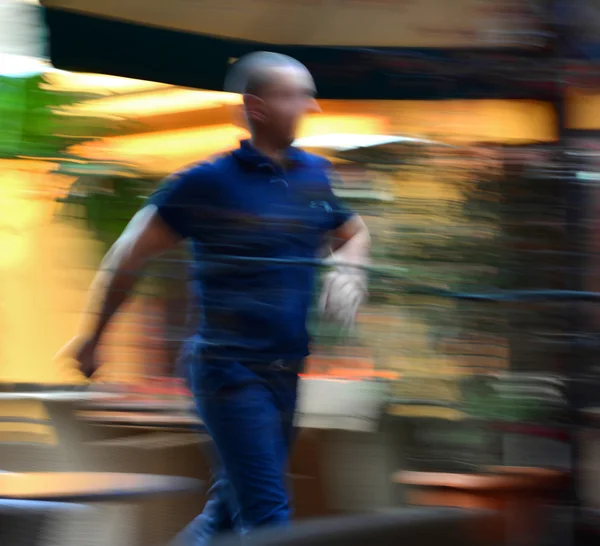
[173,448,239,545]
[197,382,294,534]
[174,341,238,545]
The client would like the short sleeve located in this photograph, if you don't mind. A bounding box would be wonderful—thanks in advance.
[325,167,356,231]
[145,164,214,239]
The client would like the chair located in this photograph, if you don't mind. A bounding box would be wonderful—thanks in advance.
[0,500,96,546]
[209,507,498,546]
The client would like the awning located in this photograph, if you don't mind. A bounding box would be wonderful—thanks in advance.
[41,0,555,99]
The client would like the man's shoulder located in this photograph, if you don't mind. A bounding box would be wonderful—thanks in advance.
[164,153,238,185]
[292,148,332,171]
[205,151,239,170]
[169,157,220,180]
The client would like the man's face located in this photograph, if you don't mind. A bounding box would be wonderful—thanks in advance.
[254,66,320,146]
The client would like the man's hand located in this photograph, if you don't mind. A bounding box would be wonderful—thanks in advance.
[321,214,370,330]
[319,258,367,330]
[55,335,100,379]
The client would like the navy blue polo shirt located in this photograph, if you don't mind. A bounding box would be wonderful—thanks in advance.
[148,140,354,366]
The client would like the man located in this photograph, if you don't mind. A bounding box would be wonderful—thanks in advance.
[57,52,370,543]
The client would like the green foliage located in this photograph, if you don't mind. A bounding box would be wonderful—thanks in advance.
[56,170,157,249]
[0,71,147,248]
[0,71,154,252]
[0,71,175,294]
[461,376,562,423]
[0,73,114,159]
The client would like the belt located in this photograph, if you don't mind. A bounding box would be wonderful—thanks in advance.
[269,359,292,371]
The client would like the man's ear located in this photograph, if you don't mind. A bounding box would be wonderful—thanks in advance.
[243,94,267,124]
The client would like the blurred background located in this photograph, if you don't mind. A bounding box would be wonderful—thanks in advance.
[0,0,565,387]
[3,1,600,545]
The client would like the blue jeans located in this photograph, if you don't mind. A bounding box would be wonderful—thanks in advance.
[176,343,301,545]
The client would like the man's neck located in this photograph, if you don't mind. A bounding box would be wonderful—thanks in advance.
[250,136,287,165]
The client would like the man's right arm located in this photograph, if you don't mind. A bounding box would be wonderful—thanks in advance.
[58,163,212,377]
[78,205,182,345]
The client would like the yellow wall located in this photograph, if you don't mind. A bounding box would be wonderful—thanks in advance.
[0,161,97,383]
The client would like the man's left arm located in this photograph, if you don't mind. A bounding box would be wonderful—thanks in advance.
[330,214,371,266]
[320,177,371,327]
[323,165,370,263]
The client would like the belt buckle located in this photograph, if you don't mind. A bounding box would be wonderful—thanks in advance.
[269,359,289,371]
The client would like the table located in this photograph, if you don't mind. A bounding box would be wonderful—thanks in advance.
[0,472,203,546]
[82,399,194,413]
[0,391,122,470]
[1,379,393,516]
[394,468,568,546]
[79,410,203,431]
[0,392,118,402]
[0,471,202,502]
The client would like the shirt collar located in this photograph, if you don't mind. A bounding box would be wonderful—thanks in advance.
[232,139,306,171]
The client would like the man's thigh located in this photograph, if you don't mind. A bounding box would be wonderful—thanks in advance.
[196,383,292,533]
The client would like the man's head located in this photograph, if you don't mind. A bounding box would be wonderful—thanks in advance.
[225,52,320,148]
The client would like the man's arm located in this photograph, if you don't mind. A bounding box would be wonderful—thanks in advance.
[58,163,211,377]
[56,205,183,378]
[330,214,371,265]
[322,164,370,264]
[320,215,371,329]
[77,205,182,345]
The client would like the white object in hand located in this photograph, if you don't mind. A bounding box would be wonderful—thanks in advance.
[319,262,367,330]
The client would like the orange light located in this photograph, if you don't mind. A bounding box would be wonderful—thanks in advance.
[567,89,600,130]
[42,71,169,95]
[299,115,386,138]
[73,114,387,172]
[66,88,242,117]
[73,123,247,163]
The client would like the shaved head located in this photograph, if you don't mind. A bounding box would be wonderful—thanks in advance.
[224,51,309,96]
[224,51,319,147]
